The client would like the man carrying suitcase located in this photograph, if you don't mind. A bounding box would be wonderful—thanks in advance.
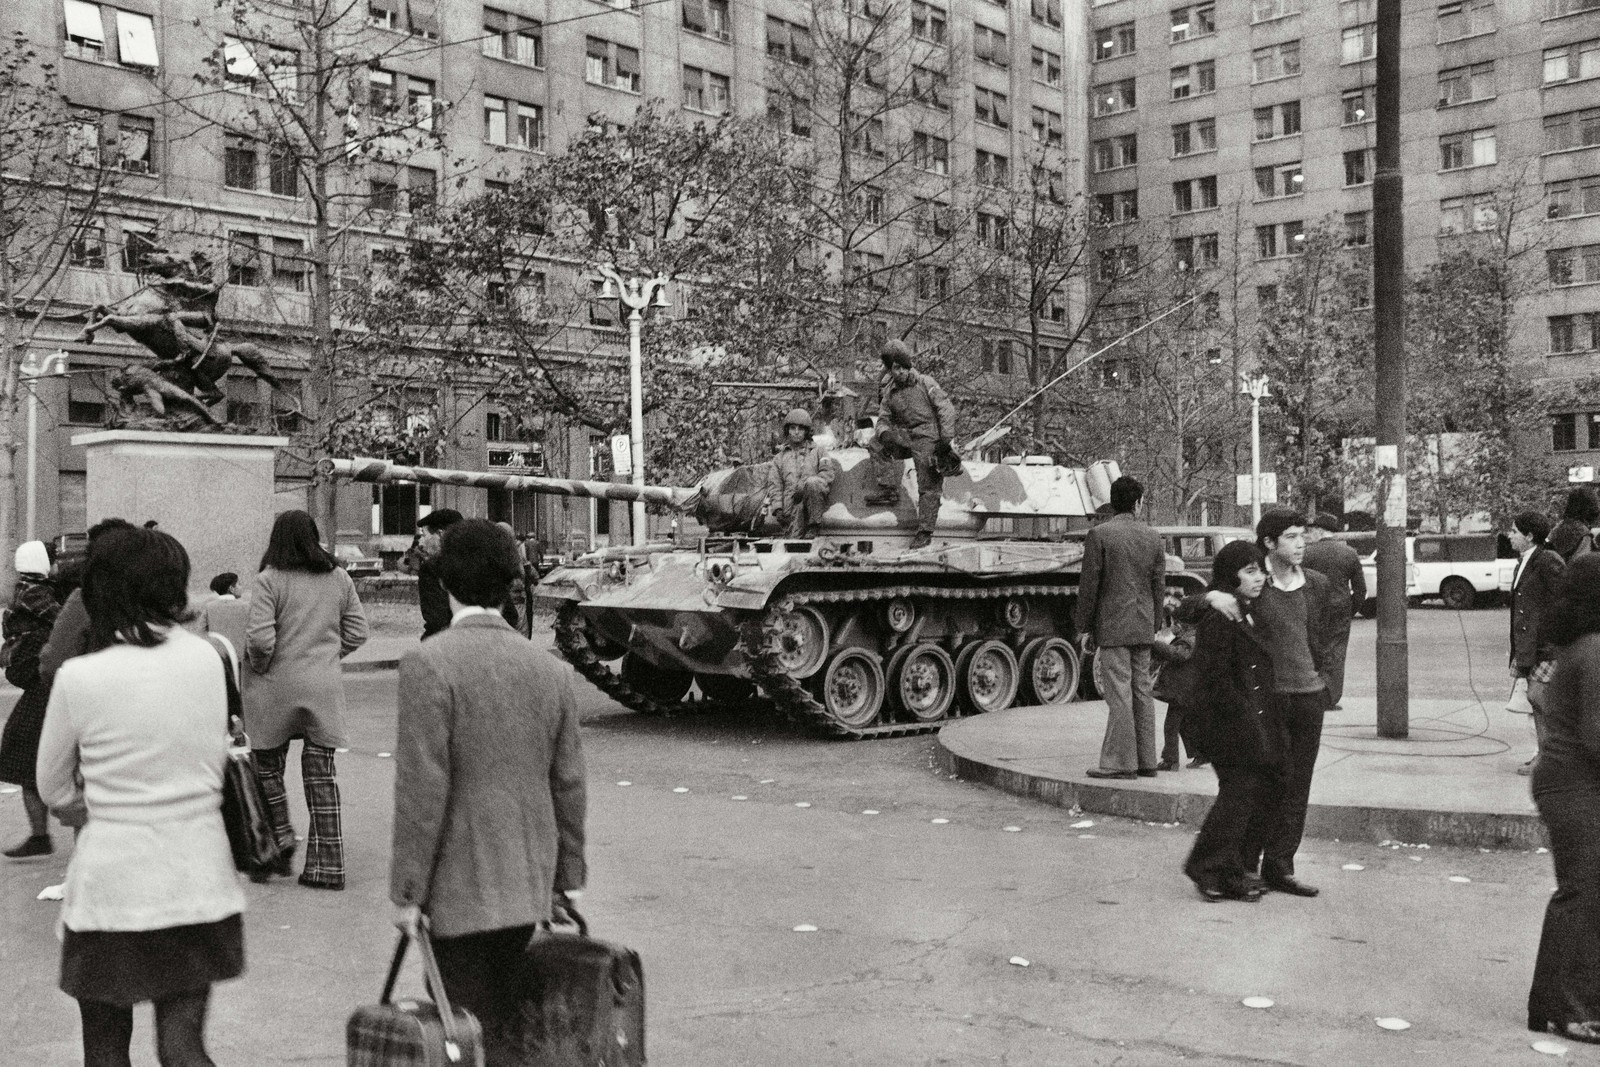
[390,518,588,1060]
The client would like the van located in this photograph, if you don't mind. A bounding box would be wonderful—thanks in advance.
[1333,532,1508,613]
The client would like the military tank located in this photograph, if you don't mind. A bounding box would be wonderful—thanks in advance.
[325,452,1202,739]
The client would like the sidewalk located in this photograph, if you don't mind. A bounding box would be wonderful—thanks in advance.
[341,633,416,672]
[936,695,1546,850]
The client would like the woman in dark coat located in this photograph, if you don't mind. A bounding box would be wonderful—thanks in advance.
[1528,555,1600,1043]
[0,541,64,859]
[1181,540,1278,903]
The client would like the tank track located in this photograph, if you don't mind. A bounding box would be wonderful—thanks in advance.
[554,602,721,717]
[739,583,1073,741]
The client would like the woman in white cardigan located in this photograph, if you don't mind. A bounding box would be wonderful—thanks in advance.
[37,528,244,1067]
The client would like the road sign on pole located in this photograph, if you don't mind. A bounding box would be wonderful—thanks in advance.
[610,434,632,476]
[1235,473,1277,507]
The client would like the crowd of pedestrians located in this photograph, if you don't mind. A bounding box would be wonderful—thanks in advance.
[1,511,587,1065]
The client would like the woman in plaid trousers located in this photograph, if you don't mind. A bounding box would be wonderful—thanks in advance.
[244,511,368,890]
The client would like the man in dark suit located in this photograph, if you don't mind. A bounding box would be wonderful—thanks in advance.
[1074,474,1166,779]
[391,519,587,1057]
[1302,513,1366,709]
[1508,510,1564,774]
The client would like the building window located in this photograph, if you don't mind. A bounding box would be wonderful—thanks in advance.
[913,131,949,175]
[1256,162,1303,199]
[1030,0,1062,27]
[682,66,731,115]
[1031,46,1062,87]
[914,265,951,301]
[1547,0,1600,15]
[849,114,886,157]
[974,24,1009,67]
[1345,211,1371,246]
[1093,134,1137,171]
[1341,23,1376,63]
[974,87,1009,129]
[1030,106,1064,148]
[114,114,154,174]
[482,8,542,66]
[369,170,400,212]
[1172,176,1218,213]
[227,232,262,287]
[1440,127,1495,170]
[912,1,947,44]
[1170,4,1215,42]
[1439,193,1498,234]
[120,223,155,273]
[71,4,158,69]
[1548,176,1600,218]
[1553,413,1580,452]
[1439,62,1495,106]
[405,166,437,214]
[1343,149,1374,186]
[1095,190,1138,223]
[975,148,1009,187]
[911,66,949,109]
[846,251,888,292]
[1550,314,1600,355]
[1545,40,1600,86]
[767,92,812,138]
[682,0,730,40]
[64,0,106,61]
[68,221,107,269]
[1252,41,1301,82]
[1252,0,1301,22]
[1253,101,1301,141]
[223,134,258,190]
[1256,220,1305,258]
[916,197,953,237]
[1094,22,1135,59]
[1342,86,1375,125]
[765,17,814,64]
[223,36,297,99]
[1174,233,1218,270]
[1437,0,1493,43]
[1171,118,1216,156]
[1094,78,1136,116]
[65,110,101,169]
[1170,61,1215,100]
[585,37,641,93]
[1546,109,1600,154]
[1550,246,1600,287]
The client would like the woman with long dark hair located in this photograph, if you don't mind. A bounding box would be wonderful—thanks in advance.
[1528,554,1600,1043]
[244,510,367,890]
[1181,539,1278,903]
[36,528,245,1065]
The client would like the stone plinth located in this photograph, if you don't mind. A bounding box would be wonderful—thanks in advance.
[71,430,288,593]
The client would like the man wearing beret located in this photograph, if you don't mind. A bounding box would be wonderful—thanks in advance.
[866,340,959,550]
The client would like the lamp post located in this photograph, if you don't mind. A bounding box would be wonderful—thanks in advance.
[19,350,69,543]
[1240,372,1270,525]
[597,266,669,547]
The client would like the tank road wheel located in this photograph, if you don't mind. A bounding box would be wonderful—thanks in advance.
[619,653,693,704]
[695,673,756,704]
[1440,576,1477,611]
[815,649,886,730]
[956,640,1020,715]
[998,597,1029,630]
[771,606,831,679]
[1020,637,1079,706]
[884,598,916,633]
[887,643,956,723]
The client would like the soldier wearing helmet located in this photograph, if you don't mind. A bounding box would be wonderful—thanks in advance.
[766,407,838,538]
[865,339,959,549]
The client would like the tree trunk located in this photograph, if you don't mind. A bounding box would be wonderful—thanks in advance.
[0,214,21,592]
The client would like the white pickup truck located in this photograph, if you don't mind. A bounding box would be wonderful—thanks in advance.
[1336,532,1511,613]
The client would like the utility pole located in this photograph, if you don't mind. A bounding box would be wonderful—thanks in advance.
[1373,0,1409,738]
[598,266,669,546]
[1241,373,1270,525]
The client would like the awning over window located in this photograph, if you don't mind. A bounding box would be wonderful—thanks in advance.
[116,10,159,68]
[65,0,104,42]
[224,37,259,80]
[683,0,708,32]
[407,0,438,37]
[614,45,639,78]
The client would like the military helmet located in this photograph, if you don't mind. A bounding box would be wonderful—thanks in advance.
[783,407,813,430]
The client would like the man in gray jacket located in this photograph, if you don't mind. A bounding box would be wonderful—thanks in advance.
[391,519,587,1054]
[1074,475,1167,779]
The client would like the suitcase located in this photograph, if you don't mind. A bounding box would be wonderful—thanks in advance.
[495,904,645,1066]
[348,924,485,1067]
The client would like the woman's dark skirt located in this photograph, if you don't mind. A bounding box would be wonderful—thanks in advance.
[0,686,48,788]
[61,913,245,1005]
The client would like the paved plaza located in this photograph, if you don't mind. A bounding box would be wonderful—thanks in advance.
[1,606,1591,1065]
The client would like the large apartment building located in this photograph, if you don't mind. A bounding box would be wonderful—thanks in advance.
[1085,0,1600,508]
[3,0,1090,555]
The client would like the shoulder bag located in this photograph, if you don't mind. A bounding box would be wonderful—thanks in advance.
[208,634,285,876]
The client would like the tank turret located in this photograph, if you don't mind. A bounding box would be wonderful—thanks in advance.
[323,453,1200,739]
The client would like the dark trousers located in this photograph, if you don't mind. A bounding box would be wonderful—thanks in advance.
[867,437,943,533]
[776,476,832,535]
[1185,763,1281,890]
[432,924,537,1063]
[1323,619,1352,705]
[1247,691,1325,880]
[80,988,213,1067]
[1160,702,1200,764]
[1529,786,1600,1030]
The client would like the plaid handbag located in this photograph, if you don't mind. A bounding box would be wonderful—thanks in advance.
[348,922,484,1067]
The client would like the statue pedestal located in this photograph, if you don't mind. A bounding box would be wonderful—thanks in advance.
[71,430,288,592]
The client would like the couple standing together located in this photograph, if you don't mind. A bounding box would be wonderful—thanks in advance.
[1075,483,1340,902]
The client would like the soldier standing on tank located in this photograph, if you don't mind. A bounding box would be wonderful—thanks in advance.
[767,408,838,538]
[865,340,960,550]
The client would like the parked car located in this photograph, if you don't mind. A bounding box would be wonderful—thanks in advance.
[1156,526,1254,587]
[333,543,383,578]
[1333,531,1507,613]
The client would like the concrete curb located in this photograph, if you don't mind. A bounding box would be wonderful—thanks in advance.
[934,732,1549,852]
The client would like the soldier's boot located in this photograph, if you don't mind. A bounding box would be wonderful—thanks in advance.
[908,493,939,549]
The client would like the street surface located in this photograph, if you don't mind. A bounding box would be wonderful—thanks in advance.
[1,605,1586,1065]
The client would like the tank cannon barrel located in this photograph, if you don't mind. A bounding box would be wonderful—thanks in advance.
[319,457,699,509]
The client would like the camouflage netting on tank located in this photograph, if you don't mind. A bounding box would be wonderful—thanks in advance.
[693,463,775,534]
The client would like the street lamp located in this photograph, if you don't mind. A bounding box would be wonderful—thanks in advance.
[1240,372,1270,524]
[19,351,69,543]
[597,265,669,547]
